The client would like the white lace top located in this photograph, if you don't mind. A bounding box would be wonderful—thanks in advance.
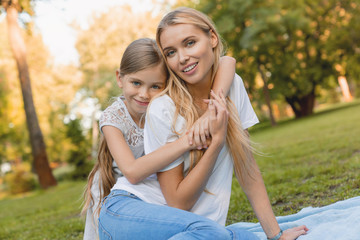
[99,96,145,175]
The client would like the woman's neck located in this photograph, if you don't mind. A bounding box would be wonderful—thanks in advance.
[187,79,212,114]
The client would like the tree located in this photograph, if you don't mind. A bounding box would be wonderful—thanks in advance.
[1,0,56,188]
[198,0,360,118]
[75,5,162,156]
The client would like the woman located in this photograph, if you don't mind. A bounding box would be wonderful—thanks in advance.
[143,7,308,240]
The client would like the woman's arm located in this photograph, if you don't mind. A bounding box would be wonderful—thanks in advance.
[187,56,236,147]
[237,130,308,240]
[103,126,193,184]
[157,92,229,211]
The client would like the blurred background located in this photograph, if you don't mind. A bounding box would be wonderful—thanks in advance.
[0,0,359,238]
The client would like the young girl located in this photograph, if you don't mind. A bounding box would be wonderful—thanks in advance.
[145,8,308,240]
[143,7,309,240]
[83,38,237,239]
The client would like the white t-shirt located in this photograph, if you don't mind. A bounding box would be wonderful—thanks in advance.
[113,74,259,225]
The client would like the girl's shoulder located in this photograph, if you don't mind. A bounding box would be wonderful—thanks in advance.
[99,97,135,132]
[101,97,127,117]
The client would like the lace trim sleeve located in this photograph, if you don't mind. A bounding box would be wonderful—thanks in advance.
[99,100,128,134]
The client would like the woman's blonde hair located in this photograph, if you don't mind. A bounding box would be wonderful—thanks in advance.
[82,38,168,217]
[156,7,257,181]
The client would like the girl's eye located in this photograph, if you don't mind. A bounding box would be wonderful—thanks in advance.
[166,50,175,57]
[132,81,141,86]
[152,85,161,90]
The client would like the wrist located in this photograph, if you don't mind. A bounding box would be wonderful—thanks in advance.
[209,137,225,149]
[267,229,283,240]
[179,134,193,150]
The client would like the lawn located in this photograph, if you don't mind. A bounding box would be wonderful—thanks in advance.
[228,100,360,224]
[1,100,359,239]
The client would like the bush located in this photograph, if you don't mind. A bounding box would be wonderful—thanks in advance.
[65,119,93,180]
[4,163,37,194]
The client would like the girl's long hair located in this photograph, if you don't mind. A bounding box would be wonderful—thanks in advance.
[82,38,168,217]
[156,7,257,181]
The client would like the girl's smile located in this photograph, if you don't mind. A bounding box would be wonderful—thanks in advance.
[134,98,150,106]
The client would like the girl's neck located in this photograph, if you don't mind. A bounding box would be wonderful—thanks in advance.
[123,100,144,128]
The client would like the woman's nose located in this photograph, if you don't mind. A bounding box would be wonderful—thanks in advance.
[179,50,189,64]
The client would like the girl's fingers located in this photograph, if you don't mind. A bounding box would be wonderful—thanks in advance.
[187,127,194,145]
[193,124,202,149]
[211,99,228,124]
[203,118,210,138]
[199,124,207,147]
[210,90,227,108]
[219,89,227,105]
[208,99,216,121]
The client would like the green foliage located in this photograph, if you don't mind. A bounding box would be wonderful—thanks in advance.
[198,0,360,117]
[75,6,161,109]
[65,119,92,180]
[3,163,37,194]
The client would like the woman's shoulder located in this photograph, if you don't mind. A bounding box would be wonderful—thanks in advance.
[148,95,175,112]
[233,73,245,86]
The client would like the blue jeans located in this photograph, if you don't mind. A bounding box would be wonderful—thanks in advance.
[98,190,259,240]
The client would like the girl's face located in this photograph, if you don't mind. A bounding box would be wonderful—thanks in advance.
[160,23,218,87]
[117,63,166,123]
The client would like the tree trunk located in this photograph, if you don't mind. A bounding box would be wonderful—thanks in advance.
[285,90,316,118]
[6,3,57,188]
[257,64,277,126]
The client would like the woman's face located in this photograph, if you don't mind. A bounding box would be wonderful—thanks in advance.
[159,23,218,87]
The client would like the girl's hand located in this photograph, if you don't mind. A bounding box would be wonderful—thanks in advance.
[279,225,309,240]
[207,90,228,146]
[187,110,210,150]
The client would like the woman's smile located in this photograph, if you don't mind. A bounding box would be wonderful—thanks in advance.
[182,62,198,74]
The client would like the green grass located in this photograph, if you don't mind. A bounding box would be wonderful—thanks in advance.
[227,100,360,224]
[0,181,86,240]
[0,100,359,238]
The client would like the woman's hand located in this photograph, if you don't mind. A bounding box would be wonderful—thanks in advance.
[187,110,210,150]
[279,225,309,240]
[187,90,228,149]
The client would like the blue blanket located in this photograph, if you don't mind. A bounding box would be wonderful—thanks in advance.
[230,196,360,240]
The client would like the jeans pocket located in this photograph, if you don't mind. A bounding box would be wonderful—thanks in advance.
[98,219,112,240]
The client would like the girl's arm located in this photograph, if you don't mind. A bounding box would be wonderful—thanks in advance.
[102,126,193,184]
[237,130,308,240]
[212,55,236,96]
[157,92,229,211]
[187,56,235,148]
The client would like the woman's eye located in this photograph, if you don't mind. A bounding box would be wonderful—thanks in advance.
[166,50,175,57]
[187,40,195,47]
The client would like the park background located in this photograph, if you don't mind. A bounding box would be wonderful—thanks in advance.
[0,0,359,239]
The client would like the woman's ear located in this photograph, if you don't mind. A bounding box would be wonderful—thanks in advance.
[116,69,123,88]
[210,29,218,48]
